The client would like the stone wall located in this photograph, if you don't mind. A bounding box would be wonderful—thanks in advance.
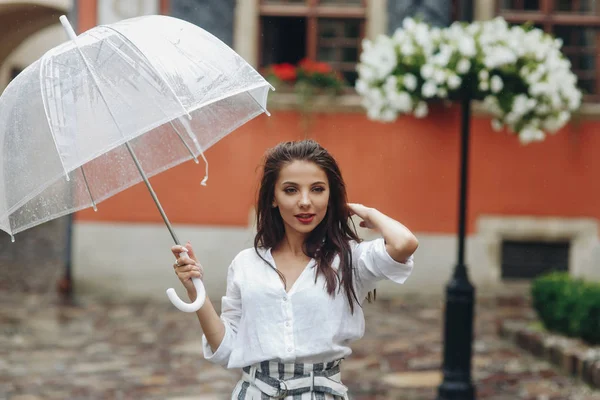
[0,217,69,293]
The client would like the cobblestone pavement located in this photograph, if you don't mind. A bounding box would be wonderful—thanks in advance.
[1,286,599,400]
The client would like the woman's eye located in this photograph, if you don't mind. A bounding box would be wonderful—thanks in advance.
[284,187,297,194]
[312,187,325,192]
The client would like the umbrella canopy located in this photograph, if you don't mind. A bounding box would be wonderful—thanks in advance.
[0,14,271,236]
[0,15,272,311]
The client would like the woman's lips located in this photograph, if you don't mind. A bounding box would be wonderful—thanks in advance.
[295,214,315,224]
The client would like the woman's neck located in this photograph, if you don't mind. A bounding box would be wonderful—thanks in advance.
[277,230,307,257]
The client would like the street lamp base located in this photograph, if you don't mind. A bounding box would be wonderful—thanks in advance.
[437,380,475,400]
[437,265,476,400]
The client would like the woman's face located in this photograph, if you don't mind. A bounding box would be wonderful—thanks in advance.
[273,160,330,238]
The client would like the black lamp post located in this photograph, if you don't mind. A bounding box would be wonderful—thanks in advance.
[57,213,75,303]
[57,3,79,305]
[437,0,476,399]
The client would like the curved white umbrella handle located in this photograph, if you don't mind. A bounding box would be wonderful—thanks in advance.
[167,248,207,312]
[166,277,206,312]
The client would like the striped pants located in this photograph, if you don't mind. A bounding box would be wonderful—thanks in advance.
[232,359,349,400]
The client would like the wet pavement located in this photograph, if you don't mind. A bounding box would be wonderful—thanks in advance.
[1,285,600,400]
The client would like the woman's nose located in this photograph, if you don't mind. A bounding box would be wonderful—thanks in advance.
[298,192,311,207]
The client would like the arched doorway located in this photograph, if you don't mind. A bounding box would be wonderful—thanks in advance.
[0,0,70,91]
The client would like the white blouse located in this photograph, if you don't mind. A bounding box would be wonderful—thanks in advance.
[202,238,414,368]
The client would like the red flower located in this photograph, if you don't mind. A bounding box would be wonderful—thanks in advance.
[271,63,297,82]
[298,58,332,74]
[266,59,343,92]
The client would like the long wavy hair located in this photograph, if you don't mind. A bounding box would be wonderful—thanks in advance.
[254,140,364,313]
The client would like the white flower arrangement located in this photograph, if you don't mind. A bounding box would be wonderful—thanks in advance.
[355,17,582,144]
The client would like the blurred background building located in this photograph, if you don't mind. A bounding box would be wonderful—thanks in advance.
[0,0,598,302]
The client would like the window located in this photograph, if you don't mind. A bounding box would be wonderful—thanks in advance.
[497,0,600,101]
[259,0,366,86]
[501,240,569,279]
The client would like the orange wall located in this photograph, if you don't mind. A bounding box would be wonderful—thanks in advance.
[76,107,600,234]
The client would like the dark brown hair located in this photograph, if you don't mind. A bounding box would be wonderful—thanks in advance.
[254,140,364,313]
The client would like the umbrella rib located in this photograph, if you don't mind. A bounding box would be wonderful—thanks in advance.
[169,120,199,164]
[177,116,209,186]
[39,54,71,180]
[95,39,104,64]
[247,90,272,117]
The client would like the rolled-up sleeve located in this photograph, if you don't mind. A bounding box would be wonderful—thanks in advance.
[202,259,241,366]
[353,238,414,295]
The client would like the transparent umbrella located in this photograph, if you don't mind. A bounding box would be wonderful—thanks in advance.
[0,14,272,312]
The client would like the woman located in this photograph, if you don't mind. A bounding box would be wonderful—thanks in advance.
[171,140,418,399]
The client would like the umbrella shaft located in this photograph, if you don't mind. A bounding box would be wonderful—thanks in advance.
[124,142,181,246]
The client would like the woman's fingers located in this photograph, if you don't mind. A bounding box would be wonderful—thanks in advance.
[181,270,203,280]
[174,262,202,272]
[347,203,357,215]
[171,248,195,266]
[347,204,355,216]
[171,245,187,259]
[348,203,368,218]
[176,254,194,266]
[183,242,198,262]
[173,262,203,279]
[175,264,202,273]
[171,244,196,260]
[172,258,190,268]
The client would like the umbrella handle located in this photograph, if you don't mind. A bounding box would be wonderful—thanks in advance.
[166,278,206,312]
[166,249,207,312]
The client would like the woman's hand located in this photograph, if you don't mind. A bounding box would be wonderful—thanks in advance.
[348,203,376,230]
[170,242,204,299]
[348,203,418,263]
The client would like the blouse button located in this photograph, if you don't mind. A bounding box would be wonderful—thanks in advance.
[287,347,293,352]
[285,321,291,327]
[283,296,288,302]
